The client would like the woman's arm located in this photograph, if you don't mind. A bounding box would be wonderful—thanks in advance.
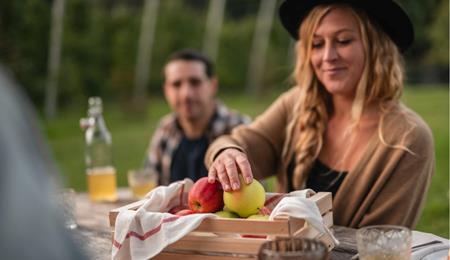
[205,88,298,190]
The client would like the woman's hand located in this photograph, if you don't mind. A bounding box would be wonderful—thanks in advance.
[207,148,253,191]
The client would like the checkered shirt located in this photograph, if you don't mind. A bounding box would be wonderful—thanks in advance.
[144,101,251,185]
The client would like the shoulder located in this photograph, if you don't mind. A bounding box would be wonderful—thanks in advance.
[255,86,299,123]
[277,86,300,106]
[156,113,177,130]
[270,86,300,115]
[215,101,251,126]
[151,113,178,140]
[382,104,434,156]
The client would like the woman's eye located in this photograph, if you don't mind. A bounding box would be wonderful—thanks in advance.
[312,42,323,48]
[338,39,352,45]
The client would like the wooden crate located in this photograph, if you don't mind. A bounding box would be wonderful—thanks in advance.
[109,192,333,259]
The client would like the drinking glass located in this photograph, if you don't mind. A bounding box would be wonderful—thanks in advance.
[127,168,158,199]
[258,237,329,260]
[59,188,77,230]
[356,225,411,260]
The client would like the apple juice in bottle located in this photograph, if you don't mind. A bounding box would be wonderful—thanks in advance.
[80,97,117,202]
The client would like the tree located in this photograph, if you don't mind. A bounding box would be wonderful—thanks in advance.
[45,0,66,118]
[426,0,449,66]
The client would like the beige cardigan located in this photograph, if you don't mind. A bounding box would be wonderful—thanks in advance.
[205,87,435,228]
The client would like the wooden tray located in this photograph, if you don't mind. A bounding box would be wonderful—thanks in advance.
[109,192,333,259]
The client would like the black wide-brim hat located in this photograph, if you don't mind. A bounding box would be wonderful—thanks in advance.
[279,0,414,52]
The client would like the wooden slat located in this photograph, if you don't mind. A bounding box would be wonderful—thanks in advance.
[292,211,333,238]
[166,235,266,255]
[324,211,333,228]
[193,218,289,235]
[310,192,333,215]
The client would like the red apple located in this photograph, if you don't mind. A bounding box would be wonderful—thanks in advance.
[175,209,196,216]
[188,177,224,213]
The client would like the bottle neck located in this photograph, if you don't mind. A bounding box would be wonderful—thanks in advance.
[86,112,111,144]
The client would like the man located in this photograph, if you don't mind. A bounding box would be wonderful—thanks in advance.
[144,49,250,185]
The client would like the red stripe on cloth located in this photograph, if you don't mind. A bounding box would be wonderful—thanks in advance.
[113,216,180,249]
[112,239,122,249]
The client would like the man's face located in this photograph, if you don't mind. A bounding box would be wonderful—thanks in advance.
[164,60,217,122]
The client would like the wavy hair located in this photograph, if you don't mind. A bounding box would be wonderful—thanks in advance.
[286,4,405,189]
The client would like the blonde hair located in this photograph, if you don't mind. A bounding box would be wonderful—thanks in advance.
[286,4,405,189]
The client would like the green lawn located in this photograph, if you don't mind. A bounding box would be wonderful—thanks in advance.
[42,86,449,238]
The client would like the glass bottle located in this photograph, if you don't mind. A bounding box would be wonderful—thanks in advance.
[80,97,117,202]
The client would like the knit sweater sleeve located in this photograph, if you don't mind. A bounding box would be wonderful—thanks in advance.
[205,88,297,180]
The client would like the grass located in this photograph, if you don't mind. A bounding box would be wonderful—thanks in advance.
[401,87,449,238]
[42,85,449,237]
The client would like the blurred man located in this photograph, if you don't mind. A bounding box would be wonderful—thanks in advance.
[144,49,250,185]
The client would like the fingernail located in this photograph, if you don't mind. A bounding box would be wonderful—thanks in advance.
[246,177,253,184]
[232,182,240,190]
[224,184,231,191]
[208,177,214,183]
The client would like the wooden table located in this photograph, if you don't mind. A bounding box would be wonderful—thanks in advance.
[72,188,358,259]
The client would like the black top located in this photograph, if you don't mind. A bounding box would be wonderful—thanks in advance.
[170,135,209,183]
[287,156,347,197]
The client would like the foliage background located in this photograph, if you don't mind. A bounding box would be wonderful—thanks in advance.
[0,0,448,106]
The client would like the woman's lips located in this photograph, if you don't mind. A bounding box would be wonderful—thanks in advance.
[323,67,346,76]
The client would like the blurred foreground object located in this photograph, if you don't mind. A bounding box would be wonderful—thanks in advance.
[258,237,329,260]
[80,97,118,202]
[0,65,86,259]
[356,225,411,260]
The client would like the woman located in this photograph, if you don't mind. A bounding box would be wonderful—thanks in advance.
[205,0,434,228]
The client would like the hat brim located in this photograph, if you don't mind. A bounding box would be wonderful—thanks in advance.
[279,0,414,52]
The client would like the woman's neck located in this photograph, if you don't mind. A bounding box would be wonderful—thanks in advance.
[331,95,353,120]
[331,95,379,122]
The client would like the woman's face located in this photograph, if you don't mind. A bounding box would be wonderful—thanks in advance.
[310,7,365,98]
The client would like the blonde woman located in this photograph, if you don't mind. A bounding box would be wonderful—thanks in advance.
[205,0,434,228]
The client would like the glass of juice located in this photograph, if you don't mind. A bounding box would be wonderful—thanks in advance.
[127,168,158,199]
[86,166,118,202]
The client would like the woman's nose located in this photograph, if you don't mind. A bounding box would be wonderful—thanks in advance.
[323,43,338,62]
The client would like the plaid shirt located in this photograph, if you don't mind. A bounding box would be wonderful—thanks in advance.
[144,101,251,185]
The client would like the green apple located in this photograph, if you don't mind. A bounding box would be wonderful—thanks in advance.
[214,210,239,218]
[223,175,265,218]
[246,214,269,220]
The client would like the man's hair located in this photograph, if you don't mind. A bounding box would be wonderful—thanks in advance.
[166,49,214,78]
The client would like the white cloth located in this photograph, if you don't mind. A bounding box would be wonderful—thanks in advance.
[112,181,337,259]
[269,189,339,247]
[112,179,217,260]
[411,230,449,260]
